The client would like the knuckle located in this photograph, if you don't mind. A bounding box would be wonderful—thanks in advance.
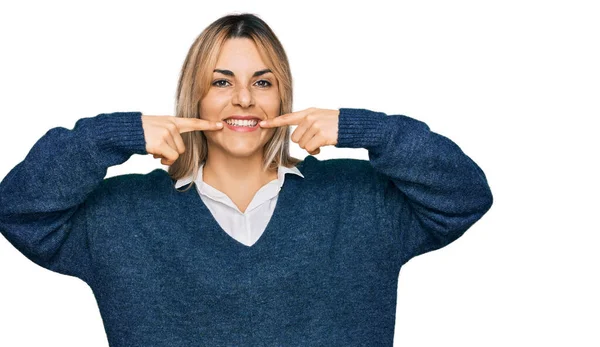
[166,122,177,132]
[146,144,158,155]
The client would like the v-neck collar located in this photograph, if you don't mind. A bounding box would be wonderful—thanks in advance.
[175,162,304,215]
[171,160,308,250]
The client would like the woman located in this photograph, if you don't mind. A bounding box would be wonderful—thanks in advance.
[0,13,493,347]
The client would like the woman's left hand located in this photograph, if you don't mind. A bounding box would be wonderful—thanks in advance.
[258,107,339,155]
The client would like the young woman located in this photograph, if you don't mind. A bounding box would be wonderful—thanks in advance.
[0,13,493,347]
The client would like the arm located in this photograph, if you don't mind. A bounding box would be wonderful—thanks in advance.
[0,112,147,284]
[335,108,493,266]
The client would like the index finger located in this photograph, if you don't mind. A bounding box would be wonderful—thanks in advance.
[259,110,308,128]
[174,117,223,133]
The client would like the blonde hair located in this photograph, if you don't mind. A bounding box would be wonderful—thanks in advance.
[169,12,302,192]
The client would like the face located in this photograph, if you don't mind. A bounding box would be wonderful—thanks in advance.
[200,37,280,159]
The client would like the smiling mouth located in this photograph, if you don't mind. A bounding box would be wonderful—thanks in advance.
[224,119,259,127]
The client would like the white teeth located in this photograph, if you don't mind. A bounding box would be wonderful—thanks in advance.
[225,119,258,127]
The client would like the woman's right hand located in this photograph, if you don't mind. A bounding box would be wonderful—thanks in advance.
[141,115,223,166]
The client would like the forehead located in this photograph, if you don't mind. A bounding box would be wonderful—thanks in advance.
[215,38,267,73]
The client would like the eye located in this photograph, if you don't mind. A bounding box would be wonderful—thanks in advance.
[211,79,273,88]
[212,79,231,87]
[255,80,272,88]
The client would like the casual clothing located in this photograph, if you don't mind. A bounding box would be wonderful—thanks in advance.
[0,107,493,346]
[174,162,304,247]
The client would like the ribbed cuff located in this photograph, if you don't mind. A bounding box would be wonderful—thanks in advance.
[85,112,148,155]
[334,108,389,150]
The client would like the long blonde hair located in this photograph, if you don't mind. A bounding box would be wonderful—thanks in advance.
[169,12,302,192]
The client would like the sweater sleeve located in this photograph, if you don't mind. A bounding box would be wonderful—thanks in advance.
[0,112,147,284]
[334,108,493,266]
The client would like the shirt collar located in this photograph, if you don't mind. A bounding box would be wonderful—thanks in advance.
[174,161,304,189]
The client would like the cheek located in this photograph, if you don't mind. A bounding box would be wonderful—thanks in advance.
[199,96,228,119]
[256,92,279,107]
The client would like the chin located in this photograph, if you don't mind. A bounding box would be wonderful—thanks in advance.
[224,146,262,157]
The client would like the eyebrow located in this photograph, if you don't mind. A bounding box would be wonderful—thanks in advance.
[213,68,272,78]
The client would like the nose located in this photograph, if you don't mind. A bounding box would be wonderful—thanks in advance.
[232,84,254,108]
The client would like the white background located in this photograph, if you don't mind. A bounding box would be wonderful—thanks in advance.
[1,0,598,346]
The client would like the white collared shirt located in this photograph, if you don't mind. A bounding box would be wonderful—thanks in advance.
[174,162,304,247]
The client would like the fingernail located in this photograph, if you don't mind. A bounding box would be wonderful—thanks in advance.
[259,121,266,126]
[217,122,223,127]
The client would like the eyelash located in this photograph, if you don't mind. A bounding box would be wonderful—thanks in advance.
[212,79,272,88]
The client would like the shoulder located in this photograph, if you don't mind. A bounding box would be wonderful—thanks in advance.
[87,168,171,207]
[300,155,385,188]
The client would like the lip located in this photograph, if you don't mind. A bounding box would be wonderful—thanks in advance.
[223,115,262,121]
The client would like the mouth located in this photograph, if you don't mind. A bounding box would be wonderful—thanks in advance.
[222,116,261,132]
[222,115,262,128]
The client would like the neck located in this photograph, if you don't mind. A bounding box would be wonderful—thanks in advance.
[202,150,277,190]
